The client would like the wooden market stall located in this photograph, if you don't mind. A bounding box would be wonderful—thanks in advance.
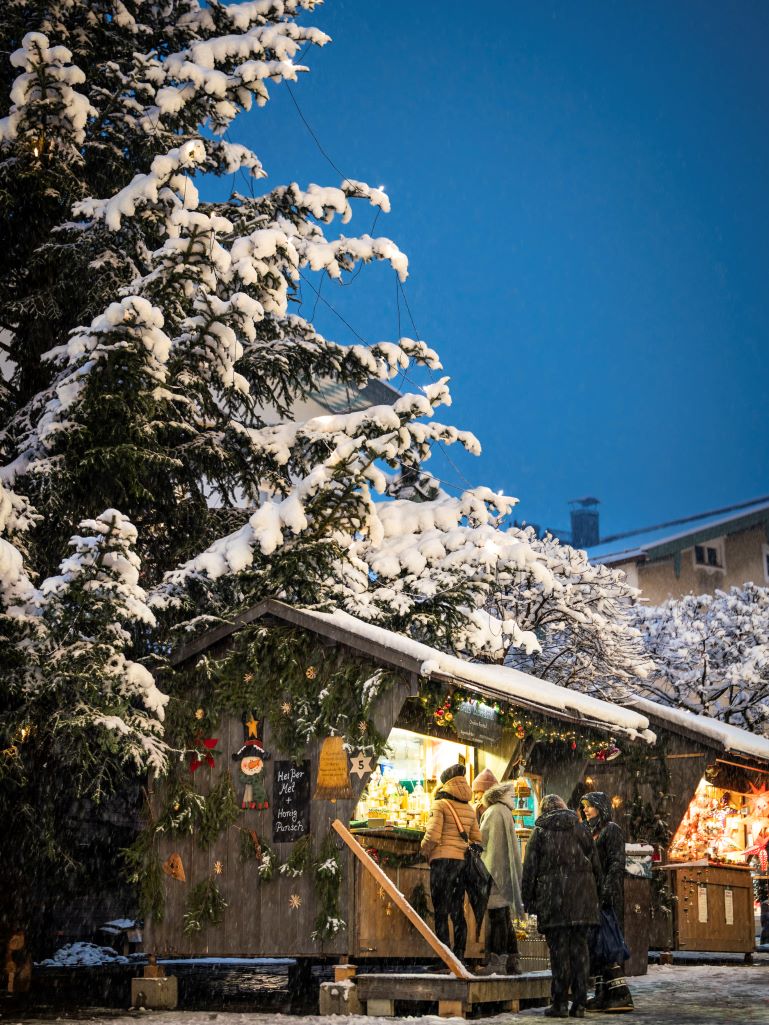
[578,697,769,955]
[142,599,654,988]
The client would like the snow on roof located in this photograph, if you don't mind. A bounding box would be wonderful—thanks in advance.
[588,496,769,564]
[298,606,655,743]
[312,377,401,414]
[627,697,769,764]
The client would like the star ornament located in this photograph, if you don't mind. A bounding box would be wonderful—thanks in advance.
[281,701,292,715]
[349,751,374,779]
[289,893,302,910]
[213,860,223,875]
[245,715,259,738]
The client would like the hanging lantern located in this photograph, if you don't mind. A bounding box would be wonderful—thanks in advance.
[162,852,186,882]
[512,776,531,818]
[314,736,353,802]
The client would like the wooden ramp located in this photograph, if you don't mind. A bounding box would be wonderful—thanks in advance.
[356,971,552,1018]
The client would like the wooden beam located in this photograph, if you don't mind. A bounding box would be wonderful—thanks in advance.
[331,819,473,980]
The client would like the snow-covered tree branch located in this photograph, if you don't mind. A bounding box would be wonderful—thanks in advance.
[632,583,769,735]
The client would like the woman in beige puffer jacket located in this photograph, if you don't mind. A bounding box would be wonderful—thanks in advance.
[420,764,482,961]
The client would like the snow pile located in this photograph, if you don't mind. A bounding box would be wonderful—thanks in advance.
[38,942,129,967]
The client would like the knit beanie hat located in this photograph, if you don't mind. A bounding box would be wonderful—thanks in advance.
[440,763,466,784]
[472,768,499,794]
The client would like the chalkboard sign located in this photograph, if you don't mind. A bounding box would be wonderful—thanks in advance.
[454,701,503,745]
[272,760,311,842]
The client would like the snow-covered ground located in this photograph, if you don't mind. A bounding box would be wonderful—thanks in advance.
[6,964,769,1025]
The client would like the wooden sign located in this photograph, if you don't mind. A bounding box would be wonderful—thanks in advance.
[454,701,503,744]
[272,760,311,842]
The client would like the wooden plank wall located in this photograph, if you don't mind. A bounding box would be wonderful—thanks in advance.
[146,664,416,958]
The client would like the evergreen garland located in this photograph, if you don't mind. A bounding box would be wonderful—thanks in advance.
[424,686,614,757]
[183,876,228,935]
[123,816,165,923]
[311,832,345,943]
[256,843,280,881]
[197,771,240,848]
[176,623,399,759]
[279,834,314,878]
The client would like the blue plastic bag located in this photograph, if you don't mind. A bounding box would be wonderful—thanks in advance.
[591,908,631,966]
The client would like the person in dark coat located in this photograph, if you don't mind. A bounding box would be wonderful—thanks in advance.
[581,791,634,1013]
[521,794,601,1018]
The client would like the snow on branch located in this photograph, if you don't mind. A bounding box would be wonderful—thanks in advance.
[0,32,95,152]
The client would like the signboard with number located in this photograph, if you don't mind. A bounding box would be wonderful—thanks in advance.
[272,760,311,842]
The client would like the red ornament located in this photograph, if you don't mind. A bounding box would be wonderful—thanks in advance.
[571,740,577,750]
[190,737,219,773]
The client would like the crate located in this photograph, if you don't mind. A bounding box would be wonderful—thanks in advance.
[518,936,550,971]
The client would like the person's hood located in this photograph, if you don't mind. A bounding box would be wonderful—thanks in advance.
[482,781,517,810]
[534,808,581,831]
[435,774,473,803]
[582,791,613,826]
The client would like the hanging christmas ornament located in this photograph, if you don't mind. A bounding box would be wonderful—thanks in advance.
[358,721,368,735]
[162,852,186,882]
[249,829,262,860]
[242,711,262,741]
[243,672,254,683]
[233,743,271,810]
[314,736,353,801]
[194,708,205,720]
[213,860,223,875]
[289,893,302,910]
[305,666,317,680]
[190,737,219,773]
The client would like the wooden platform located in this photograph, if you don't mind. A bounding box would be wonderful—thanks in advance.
[356,970,552,1018]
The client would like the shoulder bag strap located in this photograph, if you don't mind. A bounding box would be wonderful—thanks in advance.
[442,797,470,844]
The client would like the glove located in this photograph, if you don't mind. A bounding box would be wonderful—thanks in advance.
[469,842,484,854]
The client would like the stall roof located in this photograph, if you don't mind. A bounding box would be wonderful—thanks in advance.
[172,599,655,744]
[625,697,769,765]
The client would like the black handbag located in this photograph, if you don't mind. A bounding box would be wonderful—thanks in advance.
[444,800,493,938]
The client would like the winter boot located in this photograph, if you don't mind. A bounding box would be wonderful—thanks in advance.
[585,974,606,1013]
[506,953,522,975]
[602,964,634,1013]
[475,953,507,976]
[544,1004,569,1018]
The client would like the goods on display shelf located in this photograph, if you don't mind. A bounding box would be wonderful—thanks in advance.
[670,778,769,878]
[352,726,541,832]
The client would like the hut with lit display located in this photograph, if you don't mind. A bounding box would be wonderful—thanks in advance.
[579,697,769,955]
[137,598,654,996]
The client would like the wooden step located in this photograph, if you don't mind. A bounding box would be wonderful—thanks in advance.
[356,970,552,1018]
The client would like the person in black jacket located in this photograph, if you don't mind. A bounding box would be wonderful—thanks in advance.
[581,791,634,1013]
[521,794,602,1018]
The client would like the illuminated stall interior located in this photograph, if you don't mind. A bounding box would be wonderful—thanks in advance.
[670,777,769,873]
[352,725,541,835]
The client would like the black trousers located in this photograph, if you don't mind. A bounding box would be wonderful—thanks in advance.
[487,906,519,957]
[543,926,591,1009]
[430,858,467,959]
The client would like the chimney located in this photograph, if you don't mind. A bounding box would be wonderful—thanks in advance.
[569,497,600,549]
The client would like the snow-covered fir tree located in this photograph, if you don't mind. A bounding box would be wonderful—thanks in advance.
[0,0,578,934]
[632,583,769,735]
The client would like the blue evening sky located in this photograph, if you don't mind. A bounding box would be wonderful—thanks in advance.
[216,0,769,538]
